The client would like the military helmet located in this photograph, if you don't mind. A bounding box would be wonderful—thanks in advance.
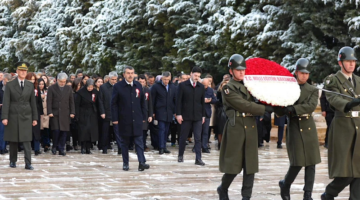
[295,58,310,73]
[228,54,246,70]
[338,46,357,61]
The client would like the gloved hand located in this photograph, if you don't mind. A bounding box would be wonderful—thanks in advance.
[344,98,360,112]
[273,106,287,116]
[265,105,274,113]
[285,106,296,115]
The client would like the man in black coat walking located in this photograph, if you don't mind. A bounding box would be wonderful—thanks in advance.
[176,66,206,165]
[47,73,75,156]
[111,66,150,171]
[151,71,176,154]
[320,91,334,148]
[99,71,122,154]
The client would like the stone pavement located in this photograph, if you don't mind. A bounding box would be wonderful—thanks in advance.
[0,139,350,200]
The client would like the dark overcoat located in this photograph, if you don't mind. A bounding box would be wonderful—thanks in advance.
[98,82,113,121]
[143,86,153,130]
[219,79,265,175]
[47,84,75,131]
[151,81,176,122]
[176,80,205,121]
[2,78,38,142]
[32,88,44,140]
[324,71,360,178]
[111,80,147,137]
[285,82,321,167]
[75,87,99,142]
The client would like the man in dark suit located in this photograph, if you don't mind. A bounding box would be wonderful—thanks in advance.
[151,71,176,154]
[99,71,121,154]
[320,91,334,148]
[176,66,206,165]
[47,73,75,156]
[201,78,217,153]
[2,62,38,170]
[138,74,153,152]
[111,66,150,171]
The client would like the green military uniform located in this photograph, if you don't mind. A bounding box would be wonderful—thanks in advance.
[219,78,265,174]
[217,54,270,200]
[278,58,320,200]
[286,82,321,167]
[321,46,360,200]
[322,71,360,199]
[324,71,360,178]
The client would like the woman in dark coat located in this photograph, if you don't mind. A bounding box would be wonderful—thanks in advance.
[70,78,82,150]
[75,79,99,154]
[215,80,229,150]
[25,73,43,155]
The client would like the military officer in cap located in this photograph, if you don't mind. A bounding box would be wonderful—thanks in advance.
[217,54,274,200]
[321,47,360,200]
[2,62,38,170]
[276,58,321,200]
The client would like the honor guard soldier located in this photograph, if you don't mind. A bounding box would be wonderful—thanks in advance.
[276,58,321,200]
[2,62,38,170]
[321,47,360,200]
[217,54,274,200]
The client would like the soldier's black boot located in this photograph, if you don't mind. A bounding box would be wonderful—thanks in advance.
[242,197,250,200]
[217,185,229,200]
[279,180,290,200]
[303,191,312,200]
[321,193,334,200]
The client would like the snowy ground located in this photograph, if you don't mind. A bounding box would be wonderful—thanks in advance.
[0,137,349,200]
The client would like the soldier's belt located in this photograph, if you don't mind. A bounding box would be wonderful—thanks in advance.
[235,111,253,117]
[291,113,312,118]
[335,111,360,118]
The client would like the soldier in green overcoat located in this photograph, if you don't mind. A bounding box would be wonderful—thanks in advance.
[321,47,360,200]
[277,58,321,200]
[217,54,274,200]
[2,62,38,170]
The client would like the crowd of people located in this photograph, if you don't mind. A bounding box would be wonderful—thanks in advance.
[0,64,232,168]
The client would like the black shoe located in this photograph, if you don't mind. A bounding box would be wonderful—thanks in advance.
[0,150,4,155]
[304,191,313,200]
[123,164,129,171]
[9,162,16,168]
[164,149,171,154]
[159,149,164,154]
[138,162,150,171]
[59,151,66,156]
[102,150,108,154]
[242,198,250,200]
[4,148,8,153]
[217,186,229,200]
[118,149,122,155]
[277,144,283,149]
[51,148,57,155]
[25,164,34,170]
[202,148,210,153]
[178,156,183,162]
[279,180,290,200]
[35,150,41,156]
[66,145,73,152]
[258,143,264,147]
[321,193,334,200]
[81,148,86,154]
[195,159,205,166]
[86,149,92,154]
[44,146,49,152]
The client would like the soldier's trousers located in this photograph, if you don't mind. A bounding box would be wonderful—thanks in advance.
[283,165,315,192]
[325,177,360,199]
[220,167,255,198]
[10,142,31,165]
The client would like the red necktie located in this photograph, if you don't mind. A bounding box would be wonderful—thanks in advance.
[193,82,196,88]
